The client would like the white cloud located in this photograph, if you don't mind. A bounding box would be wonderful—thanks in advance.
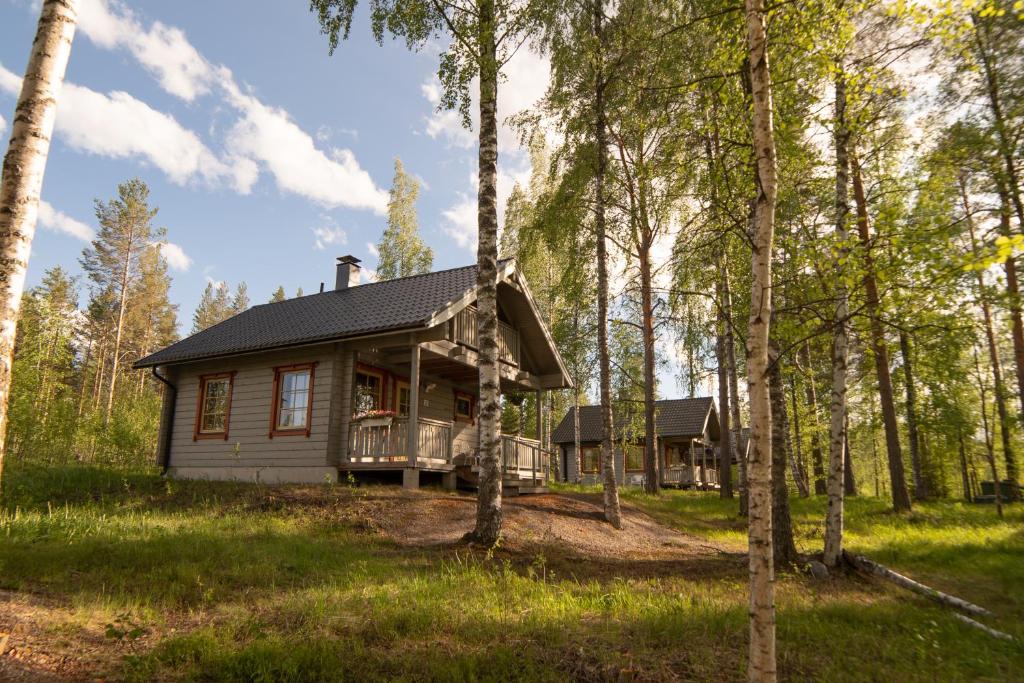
[223,79,388,213]
[0,62,256,192]
[419,46,550,155]
[69,0,389,214]
[159,241,192,271]
[425,107,475,149]
[0,65,19,93]
[59,83,256,191]
[442,194,477,252]
[37,201,95,241]
[311,223,347,251]
[367,242,380,257]
[360,267,378,284]
[439,159,529,254]
[204,275,226,289]
[421,81,441,106]
[425,44,550,256]
[79,0,215,102]
[0,113,6,136]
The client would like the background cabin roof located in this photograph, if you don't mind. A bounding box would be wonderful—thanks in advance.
[135,263,489,368]
[551,397,719,444]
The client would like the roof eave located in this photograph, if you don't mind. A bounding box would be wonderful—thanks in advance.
[132,319,433,370]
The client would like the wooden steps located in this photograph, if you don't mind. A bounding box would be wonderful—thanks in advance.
[454,464,548,495]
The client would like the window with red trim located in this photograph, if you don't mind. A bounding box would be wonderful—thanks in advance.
[194,372,235,440]
[270,363,316,437]
[625,444,646,472]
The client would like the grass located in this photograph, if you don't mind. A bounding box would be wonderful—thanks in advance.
[2,462,1023,682]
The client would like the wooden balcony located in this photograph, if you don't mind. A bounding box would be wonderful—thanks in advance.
[348,417,453,466]
[449,305,520,366]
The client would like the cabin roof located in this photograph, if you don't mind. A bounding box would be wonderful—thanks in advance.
[551,397,719,444]
[135,262,502,368]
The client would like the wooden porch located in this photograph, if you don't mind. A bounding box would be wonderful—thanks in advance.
[347,416,454,468]
[345,418,549,492]
[662,438,719,490]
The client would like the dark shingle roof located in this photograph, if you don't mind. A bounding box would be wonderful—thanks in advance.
[551,397,716,443]
[135,264,482,368]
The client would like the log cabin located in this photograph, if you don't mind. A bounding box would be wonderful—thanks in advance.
[134,256,572,492]
[552,398,724,489]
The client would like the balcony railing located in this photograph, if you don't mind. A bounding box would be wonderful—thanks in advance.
[450,306,520,366]
[348,416,453,464]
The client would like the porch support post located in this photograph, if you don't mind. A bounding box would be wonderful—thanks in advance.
[535,389,543,480]
[535,390,542,442]
[408,343,421,467]
[701,441,707,489]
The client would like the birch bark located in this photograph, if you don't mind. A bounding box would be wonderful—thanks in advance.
[468,0,503,545]
[593,0,621,528]
[0,0,79,485]
[825,66,850,567]
[742,0,777,675]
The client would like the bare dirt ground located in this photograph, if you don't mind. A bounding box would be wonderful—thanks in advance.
[334,487,744,580]
[0,589,129,682]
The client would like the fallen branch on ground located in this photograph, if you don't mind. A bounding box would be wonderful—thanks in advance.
[952,613,1015,642]
[843,551,992,618]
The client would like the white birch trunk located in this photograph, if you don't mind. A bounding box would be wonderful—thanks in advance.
[0,0,78,485]
[743,0,777,677]
[824,66,850,568]
[468,0,503,546]
[594,0,621,527]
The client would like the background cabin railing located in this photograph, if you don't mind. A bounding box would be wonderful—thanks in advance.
[663,465,718,487]
[348,417,453,463]
[450,306,520,366]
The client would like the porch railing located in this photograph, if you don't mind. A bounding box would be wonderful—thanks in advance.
[348,417,453,464]
[499,434,546,481]
[450,306,520,366]
[663,466,718,487]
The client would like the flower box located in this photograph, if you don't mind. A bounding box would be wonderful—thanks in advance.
[353,410,396,428]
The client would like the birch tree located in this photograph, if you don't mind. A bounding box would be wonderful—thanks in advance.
[0,0,79,485]
[824,49,851,567]
[743,0,778,675]
[312,0,541,545]
[377,157,433,280]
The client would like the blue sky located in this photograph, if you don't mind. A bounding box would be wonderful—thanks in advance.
[0,0,693,398]
[0,0,545,309]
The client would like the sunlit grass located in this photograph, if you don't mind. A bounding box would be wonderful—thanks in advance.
[3,463,1022,681]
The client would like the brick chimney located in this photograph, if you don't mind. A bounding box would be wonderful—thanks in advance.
[335,255,361,290]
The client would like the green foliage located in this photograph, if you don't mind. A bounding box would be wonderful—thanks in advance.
[376,157,433,280]
[8,179,178,472]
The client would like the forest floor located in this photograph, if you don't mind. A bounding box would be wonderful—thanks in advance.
[1,463,1022,682]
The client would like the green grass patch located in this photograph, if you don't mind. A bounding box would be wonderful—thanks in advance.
[3,463,1023,681]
